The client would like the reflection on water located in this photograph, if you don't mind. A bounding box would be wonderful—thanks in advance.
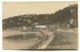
[3,32,45,49]
[3,33,43,42]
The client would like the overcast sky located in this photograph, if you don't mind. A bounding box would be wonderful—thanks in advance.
[2,2,78,19]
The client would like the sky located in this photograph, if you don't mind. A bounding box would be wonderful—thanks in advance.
[2,2,78,19]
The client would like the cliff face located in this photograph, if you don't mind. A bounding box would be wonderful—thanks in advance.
[2,4,78,29]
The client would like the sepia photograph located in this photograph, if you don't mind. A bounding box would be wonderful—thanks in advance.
[2,2,78,50]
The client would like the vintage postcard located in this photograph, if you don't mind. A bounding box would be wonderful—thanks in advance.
[2,2,78,50]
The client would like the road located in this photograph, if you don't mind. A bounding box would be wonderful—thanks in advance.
[46,30,78,49]
[30,29,55,49]
[3,29,78,49]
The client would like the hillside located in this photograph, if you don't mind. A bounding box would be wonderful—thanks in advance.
[2,4,78,29]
